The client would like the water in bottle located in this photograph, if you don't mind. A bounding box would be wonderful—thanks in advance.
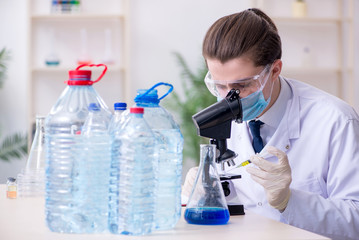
[109,107,156,236]
[45,64,111,233]
[108,102,127,135]
[134,82,183,230]
[78,102,111,233]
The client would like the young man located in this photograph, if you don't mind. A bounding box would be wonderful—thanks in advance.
[183,8,359,240]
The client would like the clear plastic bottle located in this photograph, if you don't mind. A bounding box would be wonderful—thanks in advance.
[17,116,46,197]
[45,64,111,233]
[109,107,156,236]
[134,82,183,230]
[185,144,230,225]
[108,102,127,135]
[77,102,111,233]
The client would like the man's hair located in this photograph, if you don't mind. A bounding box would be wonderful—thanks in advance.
[202,8,282,67]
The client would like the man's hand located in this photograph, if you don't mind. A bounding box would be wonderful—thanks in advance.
[246,146,292,212]
[182,167,198,199]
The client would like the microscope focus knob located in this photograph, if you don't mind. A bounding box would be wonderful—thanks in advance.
[221,181,231,197]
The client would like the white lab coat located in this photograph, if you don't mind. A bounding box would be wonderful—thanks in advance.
[220,77,359,240]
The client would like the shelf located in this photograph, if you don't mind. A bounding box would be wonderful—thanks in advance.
[31,65,124,73]
[272,17,344,24]
[27,0,130,147]
[281,67,342,75]
[31,13,124,21]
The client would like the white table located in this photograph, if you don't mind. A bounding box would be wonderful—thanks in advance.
[0,185,329,240]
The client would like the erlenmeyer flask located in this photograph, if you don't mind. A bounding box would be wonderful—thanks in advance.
[184,144,230,225]
[26,116,46,170]
[17,116,46,197]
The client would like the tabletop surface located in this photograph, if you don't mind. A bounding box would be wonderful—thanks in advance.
[0,184,330,240]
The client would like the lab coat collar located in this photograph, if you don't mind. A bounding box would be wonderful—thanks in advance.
[262,76,300,154]
[258,76,291,130]
[283,76,300,140]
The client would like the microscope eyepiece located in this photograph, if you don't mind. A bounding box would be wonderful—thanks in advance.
[192,89,242,139]
[192,89,242,168]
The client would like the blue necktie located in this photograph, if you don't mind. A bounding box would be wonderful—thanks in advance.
[249,120,264,153]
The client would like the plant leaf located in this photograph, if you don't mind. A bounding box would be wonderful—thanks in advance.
[0,133,28,162]
[163,52,216,165]
[0,47,11,89]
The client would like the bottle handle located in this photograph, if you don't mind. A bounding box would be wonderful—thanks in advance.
[76,64,108,84]
[138,82,174,101]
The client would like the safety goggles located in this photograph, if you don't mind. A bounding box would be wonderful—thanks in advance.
[204,64,272,98]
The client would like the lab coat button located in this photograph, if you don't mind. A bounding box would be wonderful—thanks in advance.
[285,145,290,150]
[257,202,262,206]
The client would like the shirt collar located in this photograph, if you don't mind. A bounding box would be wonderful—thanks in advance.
[257,76,291,129]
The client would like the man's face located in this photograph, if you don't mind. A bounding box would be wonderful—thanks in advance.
[206,57,273,100]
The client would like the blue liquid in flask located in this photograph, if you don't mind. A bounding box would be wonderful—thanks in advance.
[184,207,230,225]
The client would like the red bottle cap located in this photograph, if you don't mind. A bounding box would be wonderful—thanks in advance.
[68,70,92,85]
[130,107,144,114]
[66,64,107,85]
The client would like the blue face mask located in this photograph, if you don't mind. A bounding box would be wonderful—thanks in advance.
[241,90,270,121]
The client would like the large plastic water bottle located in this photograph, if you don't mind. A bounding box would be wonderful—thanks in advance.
[134,82,184,230]
[45,64,111,233]
[108,102,127,135]
[109,107,156,236]
[78,102,111,233]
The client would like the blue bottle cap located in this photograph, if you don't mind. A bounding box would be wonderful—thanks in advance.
[88,103,101,111]
[135,89,159,104]
[114,102,127,110]
[134,82,173,105]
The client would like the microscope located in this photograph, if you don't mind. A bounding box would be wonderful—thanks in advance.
[192,89,245,215]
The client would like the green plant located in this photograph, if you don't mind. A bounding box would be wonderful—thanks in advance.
[0,133,28,161]
[163,52,216,165]
[0,48,10,88]
[0,47,28,162]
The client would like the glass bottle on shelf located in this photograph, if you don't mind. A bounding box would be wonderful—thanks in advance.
[102,28,115,65]
[45,28,60,67]
[292,0,307,18]
[77,28,92,65]
[51,0,81,14]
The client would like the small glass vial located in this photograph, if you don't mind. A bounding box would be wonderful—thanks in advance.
[292,0,307,18]
[6,177,17,199]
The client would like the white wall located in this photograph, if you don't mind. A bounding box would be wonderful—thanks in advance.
[0,1,28,183]
[128,0,251,102]
[0,0,358,183]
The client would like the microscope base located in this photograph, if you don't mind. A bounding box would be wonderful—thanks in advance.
[228,205,245,215]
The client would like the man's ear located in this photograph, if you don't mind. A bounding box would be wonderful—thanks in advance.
[271,59,282,82]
